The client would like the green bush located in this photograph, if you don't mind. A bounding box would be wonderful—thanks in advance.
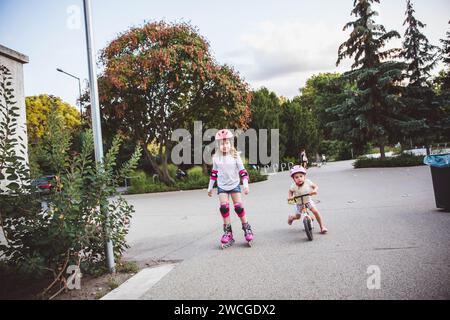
[353,153,424,168]
[318,140,352,161]
[126,162,268,194]
[187,166,204,180]
[245,164,268,183]
[128,170,148,194]
[127,170,179,194]
[167,163,178,180]
[1,69,142,299]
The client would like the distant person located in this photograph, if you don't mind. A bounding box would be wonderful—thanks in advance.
[299,148,308,169]
[322,154,327,164]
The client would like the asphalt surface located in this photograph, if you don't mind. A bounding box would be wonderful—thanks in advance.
[123,160,450,299]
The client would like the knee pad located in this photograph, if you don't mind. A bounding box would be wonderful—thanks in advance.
[219,203,230,218]
[234,203,246,218]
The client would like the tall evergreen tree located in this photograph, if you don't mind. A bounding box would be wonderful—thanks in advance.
[402,0,438,85]
[249,87,282,164]
[332,0,418,158]
[438,21,450,89]
[400,0,439,154]
[434,21,450,139]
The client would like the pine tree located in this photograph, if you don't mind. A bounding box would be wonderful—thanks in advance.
[332,0,418,158]
[438,21,450,89]
[402,0,438,85]
[434,21,450,140]
[400,0,439,154]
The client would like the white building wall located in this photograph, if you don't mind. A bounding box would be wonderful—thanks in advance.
[0,44,29,194]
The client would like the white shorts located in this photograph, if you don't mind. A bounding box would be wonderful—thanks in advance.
[294,200,315,214]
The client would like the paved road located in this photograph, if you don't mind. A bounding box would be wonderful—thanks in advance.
[123,160,450,299]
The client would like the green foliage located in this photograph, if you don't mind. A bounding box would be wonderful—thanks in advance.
[95,20,252,185]
[245,164,268,183]
[187,166,206,181]
[26,95,80,142]
[249,88,283,163]
[1,71,142,297]
[280,98,320,158]
[116,260,139,274]
[399,0,440,151]
[334,0,414,157]
[128,170,178,194]
[318,140,353,161]
[299,73,349,141]
[0,65,30,196]
[126,163,267,195]
[401,0,438,86]
[281,156,297,164]
[353,153,424,168]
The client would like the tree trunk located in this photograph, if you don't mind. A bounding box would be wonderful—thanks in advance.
[202,162,209,176]
[379,145,386,159]
[143,147,175,186]
[160,148,176,186]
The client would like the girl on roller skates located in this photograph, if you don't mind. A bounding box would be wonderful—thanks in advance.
[207,129,254,249]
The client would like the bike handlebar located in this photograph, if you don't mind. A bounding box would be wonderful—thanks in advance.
[288,193,313,205]
[293,193,311,199]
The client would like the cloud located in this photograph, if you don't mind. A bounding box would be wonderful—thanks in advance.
[219,20,353,98]
[225,20,346,82]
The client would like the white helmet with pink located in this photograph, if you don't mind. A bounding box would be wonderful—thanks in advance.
[290,165,307,177]
[215,129,233,141]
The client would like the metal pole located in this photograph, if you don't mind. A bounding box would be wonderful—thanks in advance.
[77,78,82,116]
[83,0,115,272]
[56,68,82,116]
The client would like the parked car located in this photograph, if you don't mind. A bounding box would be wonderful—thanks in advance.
[31,175,56,194]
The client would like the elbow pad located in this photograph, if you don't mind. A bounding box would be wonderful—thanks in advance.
[239,169,249,181]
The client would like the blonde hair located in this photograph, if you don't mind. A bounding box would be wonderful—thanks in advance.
[214,139,238,159]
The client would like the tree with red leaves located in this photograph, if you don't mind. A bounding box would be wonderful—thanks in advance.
[97,21,251,184]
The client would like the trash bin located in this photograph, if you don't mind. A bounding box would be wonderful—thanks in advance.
[424,153,450,211]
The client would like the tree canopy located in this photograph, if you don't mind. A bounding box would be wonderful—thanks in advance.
[96,21,251,184]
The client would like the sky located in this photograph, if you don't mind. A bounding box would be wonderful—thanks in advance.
[1,0,449,107]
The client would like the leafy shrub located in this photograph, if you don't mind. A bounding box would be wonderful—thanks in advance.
[353,153,424,168]
[187,166,206,181]
[318,140,353,161]
[128,170,148,194]
[166,163,178,180]
[126,162,268,195]
[281,156,297,165]
[245,164,268,183]
[0,69,142,298]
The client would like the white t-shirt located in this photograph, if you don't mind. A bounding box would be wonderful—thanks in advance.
[210,153,246,191]
[289,179,314,203]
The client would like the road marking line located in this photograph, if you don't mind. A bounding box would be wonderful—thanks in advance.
[101,263,177,300]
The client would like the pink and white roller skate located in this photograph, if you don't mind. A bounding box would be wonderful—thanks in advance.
[242,223,253,247]
[221,224,235,249]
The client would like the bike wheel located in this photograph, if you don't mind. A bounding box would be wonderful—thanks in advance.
[303,217,313,241]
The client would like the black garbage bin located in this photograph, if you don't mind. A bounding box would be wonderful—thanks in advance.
[424,153,450,211]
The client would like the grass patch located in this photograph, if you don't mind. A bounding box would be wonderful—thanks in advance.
[116,260,139,274]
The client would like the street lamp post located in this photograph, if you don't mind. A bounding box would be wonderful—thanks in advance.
[56,68,82,116]
[83,0,115,273]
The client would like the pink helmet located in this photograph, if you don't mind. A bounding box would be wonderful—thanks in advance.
[215,129,233,140]
[290,165,306,177]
